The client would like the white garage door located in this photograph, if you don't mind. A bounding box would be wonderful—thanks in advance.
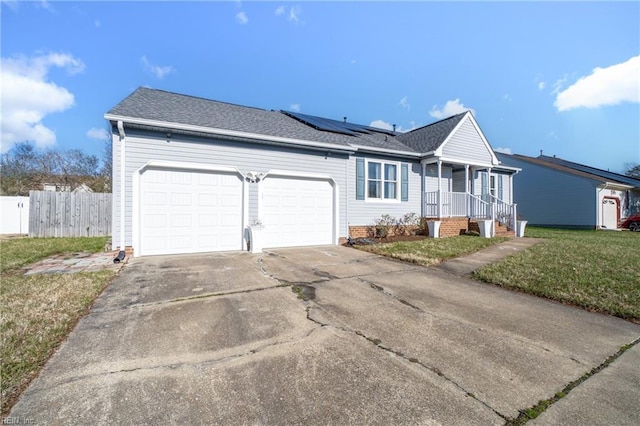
[140,168,243,256]
[262,176,334,248]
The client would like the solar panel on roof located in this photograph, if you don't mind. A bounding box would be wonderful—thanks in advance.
[282,111,397,137]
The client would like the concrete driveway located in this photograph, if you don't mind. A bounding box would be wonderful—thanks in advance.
[10,246,640,425]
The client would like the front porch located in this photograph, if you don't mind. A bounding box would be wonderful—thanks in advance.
[424,190,518,233]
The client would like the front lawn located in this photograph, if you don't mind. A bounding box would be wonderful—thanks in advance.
[0,236,113,415]
[474,228,640,321]
[357,235,509,266]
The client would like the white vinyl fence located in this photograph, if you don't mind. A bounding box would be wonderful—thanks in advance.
[28,191,112,237]
[0,196,30,234]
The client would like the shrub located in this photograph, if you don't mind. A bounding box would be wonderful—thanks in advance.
[374,214,395,238]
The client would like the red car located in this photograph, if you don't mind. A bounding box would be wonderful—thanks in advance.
[619,214,640,232]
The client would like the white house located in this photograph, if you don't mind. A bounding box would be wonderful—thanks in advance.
[106,88,518,257]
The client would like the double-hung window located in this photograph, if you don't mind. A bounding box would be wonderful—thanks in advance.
[367,161,398,200]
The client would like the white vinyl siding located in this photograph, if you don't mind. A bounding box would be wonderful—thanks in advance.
[425,165,453,193]
[113,129,349,250]
[347,156,422,226]
[440,118,493,165]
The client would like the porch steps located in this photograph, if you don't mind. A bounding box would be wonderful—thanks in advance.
[495,221,515,237]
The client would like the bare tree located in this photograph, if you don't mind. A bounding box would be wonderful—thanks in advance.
[1,142,43,195]
[625,162,640,179]
[0,142,104,195]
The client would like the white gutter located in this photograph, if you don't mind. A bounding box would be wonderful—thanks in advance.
[350,144,420,158]
[117,120,126,254]
[104,114,354,154]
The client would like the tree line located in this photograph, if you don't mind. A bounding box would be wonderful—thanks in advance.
[0,141,112,196]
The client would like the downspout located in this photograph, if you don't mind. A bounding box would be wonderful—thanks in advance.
[345,157,349,241]
[114,120,126,263]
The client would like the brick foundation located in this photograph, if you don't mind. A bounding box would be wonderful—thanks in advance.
[113,246,134,257]
[348,225,422,239]
[350,218,514,239]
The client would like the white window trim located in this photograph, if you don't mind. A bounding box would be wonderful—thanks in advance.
[490,174,497,197]
[364,159,401,203]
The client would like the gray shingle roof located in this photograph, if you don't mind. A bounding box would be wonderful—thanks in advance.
[497,152,640,188]
[395,112,467,153]
[107,87,467,156]
[538,155,640,187]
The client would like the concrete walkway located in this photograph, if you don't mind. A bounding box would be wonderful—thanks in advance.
[436,237,544,276]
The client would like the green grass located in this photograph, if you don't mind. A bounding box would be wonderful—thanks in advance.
[358,235,509,266]
[474,227,640,321]
[0,236,113,415]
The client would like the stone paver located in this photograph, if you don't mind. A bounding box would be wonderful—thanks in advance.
[22,252,126,275]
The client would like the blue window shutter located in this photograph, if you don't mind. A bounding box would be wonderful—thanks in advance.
[481,172,488,195]
[401,163,409,201]
[356,158,365,200]
[498,175,504,200]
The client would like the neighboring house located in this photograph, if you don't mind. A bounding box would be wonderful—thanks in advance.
[42,182,94,193]
[43,183,71,192]
[497,152,640,229]
[106,88,518,257]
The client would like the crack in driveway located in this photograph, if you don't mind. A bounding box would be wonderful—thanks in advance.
[303,302,508,421]
[24,325,322,396]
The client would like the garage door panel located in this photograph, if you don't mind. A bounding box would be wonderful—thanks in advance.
[262,176,334,249]
[140,168,243,256]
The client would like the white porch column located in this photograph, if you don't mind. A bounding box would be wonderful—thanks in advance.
[464,164,469,193]
[465,164,470,217]
[437,159,442,218]
[421,162,427,217]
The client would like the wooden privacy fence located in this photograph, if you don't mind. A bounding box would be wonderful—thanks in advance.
[29,191,112,237]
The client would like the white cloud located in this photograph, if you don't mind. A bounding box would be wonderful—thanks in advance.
[0,52,84,152]
[236,11,248,25]
[538,81,546,90]
[290,103,300,112]
[289,5,301,23]
[276,5,302,24]
[87,127,109,141]
[551,74,568,96]
[141,55,175,79]
[39,0,54,12]
[503,93,512,102]
[95,19,101,28]
[399,96,410,110]
[369,120,415,133]
[429,99,475,119]
[554,55,640,112]
[548,131,558,139]
[494,147,513,155]
[370,120,393,131]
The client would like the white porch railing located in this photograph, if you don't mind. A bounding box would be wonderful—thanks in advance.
[424,191,518,231]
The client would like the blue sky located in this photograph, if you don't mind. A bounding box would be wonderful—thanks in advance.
[1,1,639,173]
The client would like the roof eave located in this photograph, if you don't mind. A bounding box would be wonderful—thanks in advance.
[350,144,420,158]
[104,114,356,154]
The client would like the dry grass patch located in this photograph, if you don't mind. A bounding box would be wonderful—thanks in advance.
[0,236,112,415]
[358,235,509,266]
